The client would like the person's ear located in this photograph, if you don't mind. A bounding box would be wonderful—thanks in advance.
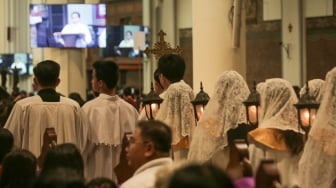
[33,77,40,90]
[55,78,60,87]
[144,141,155,157]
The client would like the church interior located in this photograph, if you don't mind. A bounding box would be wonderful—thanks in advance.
[0,0,336,187]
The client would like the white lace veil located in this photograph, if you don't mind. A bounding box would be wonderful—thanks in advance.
[257,78,299,132]
[299,79,325,103]
[155,80,195,145]
[299,67,336,188]
[188,71,249,162]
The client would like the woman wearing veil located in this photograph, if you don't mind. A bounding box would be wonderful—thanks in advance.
[248,78,304,187]
[187,71,249,170]
[299,68,336,188]
[299,78,325,103]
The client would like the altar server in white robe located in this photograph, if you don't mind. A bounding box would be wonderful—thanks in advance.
[187,70,249,169]
[155,54,195,161]
[82,60,139,183]
[299,68,336,188]
[4,60,89,158]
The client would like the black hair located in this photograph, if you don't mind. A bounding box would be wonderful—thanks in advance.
[154,68,164,89]
[157,54,185,83]
[93,60,119,89]
[68,92,85,107]
[34,167,85,188]
[167,163,235,188]
[125,30,133,36]
[0,149,37,188]
[86,177,118,188]
[33,60,60,87]
[0,128,13,163]
[71,11,80,18]
[41,143,84,178]
[137,120,172,153]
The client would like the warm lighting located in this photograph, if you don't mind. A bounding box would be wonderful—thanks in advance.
[191,82,210,122]
[243,81,260,127]
[142,82,163,119]
[294,81,320,135]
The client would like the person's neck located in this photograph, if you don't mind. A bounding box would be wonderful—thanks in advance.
[100,88,116,96]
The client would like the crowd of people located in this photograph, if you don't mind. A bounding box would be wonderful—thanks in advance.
[0,53,335,188]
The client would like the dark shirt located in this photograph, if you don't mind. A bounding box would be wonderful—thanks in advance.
[38,89,60,102]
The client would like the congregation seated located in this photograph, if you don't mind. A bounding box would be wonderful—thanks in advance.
[0,149,37,188]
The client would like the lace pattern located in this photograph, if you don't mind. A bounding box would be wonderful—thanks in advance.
[299,79,325,103]
[299,136,336,188]
[155,80,195,145]
[258,78,300,133]
[299,67,336,188]
[188,71,249,162]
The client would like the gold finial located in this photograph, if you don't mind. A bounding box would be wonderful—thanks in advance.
[144,30,182,59]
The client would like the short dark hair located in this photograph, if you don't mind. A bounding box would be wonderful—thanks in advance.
[86,177,117,188]
[93,60,119,89]
[33,60,60,87]
[71,11,80,18]
[137,120,172,153]
[167,163,235,188]
[0,149,37,188]
[34,167,85,188]
[41,143,84,178]
[126,30,133,36]
[157,54,185,83]
[154,68,164,89]
[0,128,13,163]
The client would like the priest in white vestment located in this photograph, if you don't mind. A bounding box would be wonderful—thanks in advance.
[154,54,195,161]
[4,60,89,159]
[82,60,139,183]
[187,71,249,170]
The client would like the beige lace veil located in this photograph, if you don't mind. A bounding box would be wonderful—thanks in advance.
[188,71,249,162]
[299,67,336,188]
[299,79,325,103]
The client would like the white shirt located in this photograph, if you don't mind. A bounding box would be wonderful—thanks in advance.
[82,94,139,182]
[4,95,89,157]
[121,158,173,188]
[61,23,92,47]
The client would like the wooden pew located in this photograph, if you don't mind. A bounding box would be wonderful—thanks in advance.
[37,127,57,169]
[255,159,281,188]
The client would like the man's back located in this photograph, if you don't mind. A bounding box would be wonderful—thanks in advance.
[4,95,88,157]
[82,94,139,182]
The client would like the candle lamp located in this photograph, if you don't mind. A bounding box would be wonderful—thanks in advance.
[191,82,210,122]
[294,81,320,137]
[142,82,163,120]
[243,81,260,127]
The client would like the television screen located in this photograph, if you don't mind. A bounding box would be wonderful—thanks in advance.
[29,4,106,48]
[0,53,33,76]
[102,25,150,58]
